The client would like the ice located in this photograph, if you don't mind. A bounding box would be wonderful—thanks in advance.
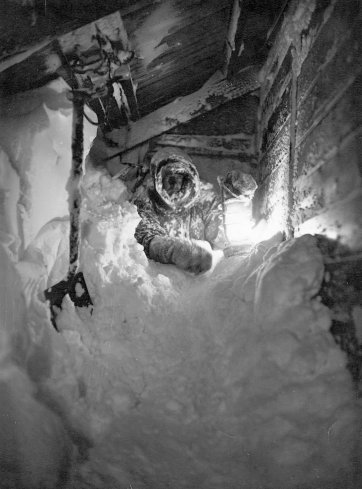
[3,166,361,489]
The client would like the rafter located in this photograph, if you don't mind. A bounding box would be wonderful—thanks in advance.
[109,64,261,158]
[155,133,255,158]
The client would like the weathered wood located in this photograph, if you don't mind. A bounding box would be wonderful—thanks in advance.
[296,14,362,147]
[293,136,362,227]
[0,39,50,74]
[0,10,131,94]
[138,60,220,116]
[120,0,158,18]
[58,11,129,57]
[113,64,261,154]
[119,68,140,121]
[223,0,242,76]
[123,0,231,37]
[155,133,255,158]
[0,1,127,64]
[132,27,225,85]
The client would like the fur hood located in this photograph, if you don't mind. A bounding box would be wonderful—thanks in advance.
[150,147,200,210]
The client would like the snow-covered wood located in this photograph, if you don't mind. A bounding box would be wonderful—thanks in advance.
[223,0,243,76]
[57,11,129,55]
[113,65,261,154]
[156,133,255,158]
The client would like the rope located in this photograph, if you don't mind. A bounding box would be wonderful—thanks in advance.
[83,109,101,126]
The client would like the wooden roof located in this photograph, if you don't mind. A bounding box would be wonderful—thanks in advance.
[0,0,287,118]
[123,0,231,116]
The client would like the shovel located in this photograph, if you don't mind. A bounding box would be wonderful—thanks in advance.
[44,96,93,330]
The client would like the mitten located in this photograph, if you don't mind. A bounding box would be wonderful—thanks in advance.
[172,239,212,274]
[149,237,212,274]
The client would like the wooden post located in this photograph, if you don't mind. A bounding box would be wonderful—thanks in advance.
[68,97,84,278]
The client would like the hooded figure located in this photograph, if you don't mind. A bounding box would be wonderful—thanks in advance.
[134,148,223,274]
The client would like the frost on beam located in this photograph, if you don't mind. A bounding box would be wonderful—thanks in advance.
[109,64,261,156]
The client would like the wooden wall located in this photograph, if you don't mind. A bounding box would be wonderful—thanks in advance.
[257,0,362,248]
[152,94,259,187]
[106,92,259,189]
[256,0,362,390]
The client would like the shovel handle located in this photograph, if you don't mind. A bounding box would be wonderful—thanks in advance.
[68,97,84,278]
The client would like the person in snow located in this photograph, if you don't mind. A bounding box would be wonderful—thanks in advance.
[134,147,223,274]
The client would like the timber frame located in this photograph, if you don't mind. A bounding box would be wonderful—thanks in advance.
[107,64,261,159]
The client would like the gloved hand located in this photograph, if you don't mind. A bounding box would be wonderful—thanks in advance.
[149,237,212,274]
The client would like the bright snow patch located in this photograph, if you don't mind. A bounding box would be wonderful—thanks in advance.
[11,166,361,489]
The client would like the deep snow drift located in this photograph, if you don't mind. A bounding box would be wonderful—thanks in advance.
[2,166,361,489]
[0,79,96,251]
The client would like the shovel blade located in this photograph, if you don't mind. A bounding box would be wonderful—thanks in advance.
[44,272,93,330]
[68,272,93,308]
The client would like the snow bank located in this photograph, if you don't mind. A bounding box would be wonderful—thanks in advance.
[0,80,96,252]
[16,167,362,489]
[0,244,74,489]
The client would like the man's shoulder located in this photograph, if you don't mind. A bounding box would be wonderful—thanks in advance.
[198,181,221,208]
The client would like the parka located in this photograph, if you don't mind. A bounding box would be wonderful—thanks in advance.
[134,147,223,261]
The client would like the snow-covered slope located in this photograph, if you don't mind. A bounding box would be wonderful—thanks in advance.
[5,167,358,489]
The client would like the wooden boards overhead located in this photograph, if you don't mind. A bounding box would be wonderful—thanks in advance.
[116,64,261,155]
[156,133,255,158]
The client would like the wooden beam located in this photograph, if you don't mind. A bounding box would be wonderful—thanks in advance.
[0,1,130,65]
[118,66,140,121]
[155,133,255,158]
[111,64,261,156]
[223,0,242,77]
[0,10,131,94]
[57,11,129,57]
[0,39,51,74]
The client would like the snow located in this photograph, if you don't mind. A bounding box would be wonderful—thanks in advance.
[0,147,20,257]
[0,244,73,489]
[2,166,361,488]
[0,79,97,251]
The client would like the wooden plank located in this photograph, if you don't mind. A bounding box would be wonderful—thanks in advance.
[170,94,259,136]
[156,133,255,158]
[58,11,129,56]
[261,79,291,154]
[259,123,290,182]
[0,39,51,74]
[111,64,261,153]
[260,46,292,125]
[259,0,307,108]
[0,1,127,64]
[116,64,140,121]
[120,0,157,18]
[0,43,60,97]
[296,13,362,146]
[223,0,244,77]
[123,0,230,37]
[298,0,360,103]
[293,140,362,228]
[296,76,362,178]
[131,26,225,84]
[137,58,220,116]
[0,10,131,94]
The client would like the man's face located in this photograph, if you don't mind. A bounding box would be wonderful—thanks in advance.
[163,173,185,197]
